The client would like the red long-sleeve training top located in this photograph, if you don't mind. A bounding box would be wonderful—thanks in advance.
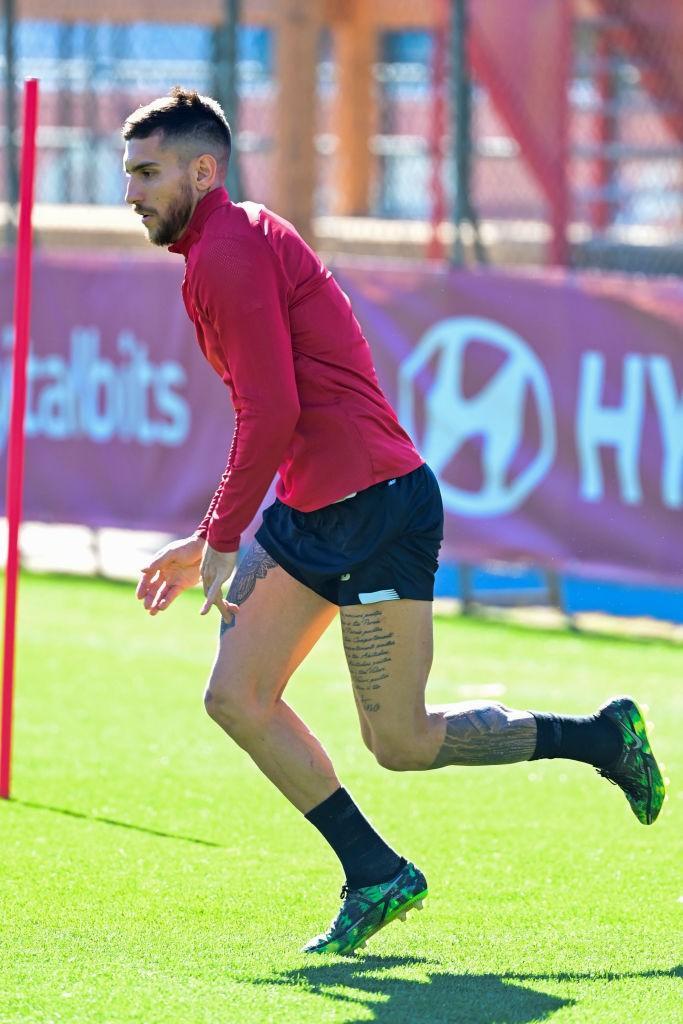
[169,187,423,552]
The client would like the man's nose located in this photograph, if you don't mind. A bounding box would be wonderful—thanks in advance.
[125,179,141,205]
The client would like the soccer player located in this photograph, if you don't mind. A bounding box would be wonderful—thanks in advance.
[125,89,665,955]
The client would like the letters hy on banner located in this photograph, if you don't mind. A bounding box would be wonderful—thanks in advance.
[578,351,683,509]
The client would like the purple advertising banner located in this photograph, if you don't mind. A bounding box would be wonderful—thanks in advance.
[1,251,682,587]
[333,261,683,587]
[0,251,238,540]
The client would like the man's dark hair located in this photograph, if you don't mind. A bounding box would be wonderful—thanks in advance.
[122,86,231,171]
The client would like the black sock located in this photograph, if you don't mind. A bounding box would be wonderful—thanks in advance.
[305,787,405,890]
[530,711,622,768]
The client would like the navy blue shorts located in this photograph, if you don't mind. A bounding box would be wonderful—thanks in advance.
[254,463,444,606]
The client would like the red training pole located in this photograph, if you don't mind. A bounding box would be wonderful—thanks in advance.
[1,78,39,800]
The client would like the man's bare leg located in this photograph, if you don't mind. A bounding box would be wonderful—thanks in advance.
[340,600,647,808]
[341,599,536,770]
[204,541,409,908]
[203,542,340,813]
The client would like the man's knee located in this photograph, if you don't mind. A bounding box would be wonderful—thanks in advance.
[371,733,431,772]
[203,670,268,738]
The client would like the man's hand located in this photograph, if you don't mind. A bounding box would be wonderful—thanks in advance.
[136,534,205,616]
[199,544,240,624]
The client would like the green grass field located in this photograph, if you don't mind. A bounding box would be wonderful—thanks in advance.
[1,574,681,1024]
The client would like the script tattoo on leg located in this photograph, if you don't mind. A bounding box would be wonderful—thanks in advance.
[341,607,395,714]
[220,541,278,637]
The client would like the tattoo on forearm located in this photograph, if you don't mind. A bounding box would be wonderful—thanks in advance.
[219,541,278,638]
[341,608,395,714]
[430,703,537,768]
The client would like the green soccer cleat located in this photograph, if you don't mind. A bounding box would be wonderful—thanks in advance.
[302,861,428,955]
[597,696,666,825]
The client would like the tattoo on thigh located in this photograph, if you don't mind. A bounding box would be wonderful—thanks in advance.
[219,614,236,637]
[219,542,278,639]
[341,608,395,714]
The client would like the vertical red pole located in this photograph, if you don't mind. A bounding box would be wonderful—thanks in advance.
[427,0,448,260]
[1,78,39,800]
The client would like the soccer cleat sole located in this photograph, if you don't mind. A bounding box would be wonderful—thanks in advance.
[307,888,428,956]
[347,888,428,954]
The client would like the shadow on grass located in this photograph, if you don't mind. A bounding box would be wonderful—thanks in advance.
[10,798,223,847]
[254,955,569,1024]
[254,957,682,1024]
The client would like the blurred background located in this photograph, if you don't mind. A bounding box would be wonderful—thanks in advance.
[2,0,682,268]
[1,0,682,629]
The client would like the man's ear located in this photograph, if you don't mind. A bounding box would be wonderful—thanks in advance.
[195,153,219,193]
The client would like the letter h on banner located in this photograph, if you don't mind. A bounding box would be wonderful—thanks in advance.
[576,352,645,505]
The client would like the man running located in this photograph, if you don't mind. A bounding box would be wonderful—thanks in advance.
[124,88,665,955]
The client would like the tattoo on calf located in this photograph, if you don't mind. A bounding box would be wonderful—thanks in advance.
[341,608,395,714]
[219,542,278,638]
[430,702,537,768]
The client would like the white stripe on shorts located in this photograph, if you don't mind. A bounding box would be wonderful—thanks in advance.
[358,588,400,604]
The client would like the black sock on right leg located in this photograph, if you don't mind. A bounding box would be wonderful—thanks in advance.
[530,711,622,768]
[305,787,405,890]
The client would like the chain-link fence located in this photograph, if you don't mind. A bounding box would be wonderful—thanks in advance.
[571,3,683,274]
[0,6,264,209]
[2,1,682,273]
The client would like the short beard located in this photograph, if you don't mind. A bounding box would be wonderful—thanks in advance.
[149,180,195,247]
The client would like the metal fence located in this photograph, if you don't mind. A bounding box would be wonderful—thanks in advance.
[1,8,251,207]
[1,0,682,273]
[570,7,683,274]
